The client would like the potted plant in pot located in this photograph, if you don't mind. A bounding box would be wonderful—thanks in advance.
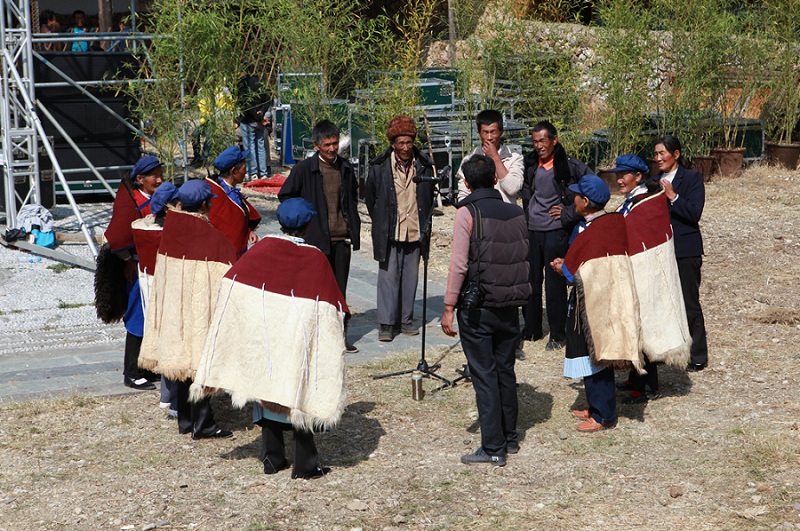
[759,0,800,170]
[651,0,729,181]
[707,7,767,177]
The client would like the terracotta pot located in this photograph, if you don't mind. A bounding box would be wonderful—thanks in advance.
[597,169,617,189]
[690,156,717,183]
[711,148,745,177]
[646,158,660,179]
[765,142,800,170]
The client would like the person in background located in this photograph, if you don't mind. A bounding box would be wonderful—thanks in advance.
[278,120,360,353]
[521,121,591,353]
[236,74,272,180]
[607,154,661,403]
[207,146,261,257]
[365,115,435,342]
[67,10,95,52]
[456,109,524,204]
[652,136,708,372]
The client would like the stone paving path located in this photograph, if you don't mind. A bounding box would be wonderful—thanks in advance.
[0,200,461,404]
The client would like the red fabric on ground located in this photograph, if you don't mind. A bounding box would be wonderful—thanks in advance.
[243,175,287,195]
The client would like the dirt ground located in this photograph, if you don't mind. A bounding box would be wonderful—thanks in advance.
[1,164,800,530]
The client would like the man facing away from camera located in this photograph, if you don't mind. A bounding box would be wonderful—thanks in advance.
[441,154,530,467]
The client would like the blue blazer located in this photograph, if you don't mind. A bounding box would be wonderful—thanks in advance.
[657,165,705,258]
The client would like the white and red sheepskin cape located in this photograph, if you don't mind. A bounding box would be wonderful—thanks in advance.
[625,192,692,367]
[139,210,237,380]
[564,212,644,373]
[191,235,349,432]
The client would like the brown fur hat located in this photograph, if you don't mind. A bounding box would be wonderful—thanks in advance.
[387,115,417,142]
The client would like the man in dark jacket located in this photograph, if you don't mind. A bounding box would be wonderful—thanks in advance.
[441,154,531,466]
[521,121,591,352]
[365,115,435,342]
[279,120,360,352]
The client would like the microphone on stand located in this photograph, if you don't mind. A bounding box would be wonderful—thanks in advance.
[412,165,451,184]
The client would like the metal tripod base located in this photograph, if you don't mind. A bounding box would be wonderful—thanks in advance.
[372,358,452,386]
[431,363,470,393]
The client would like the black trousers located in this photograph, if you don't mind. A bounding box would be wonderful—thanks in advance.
[523,229,569,342]
[584,368,617,425]
[677,256,708,366]
[457,306,519,456]
[326,239,352,298]
[123,332,157,381]
[259,418,319,477]
[627,357,659,394]
[176,379,220,438]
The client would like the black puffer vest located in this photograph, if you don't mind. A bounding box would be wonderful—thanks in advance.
[459,188,531,308]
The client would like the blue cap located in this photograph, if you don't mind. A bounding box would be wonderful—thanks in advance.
[277,198,317,229]
[568,175,610,207]
[130,155,161,179]
[608,154,649,174]
[149,182,179,214]
[178,179,216,208]
[213,146,250,174]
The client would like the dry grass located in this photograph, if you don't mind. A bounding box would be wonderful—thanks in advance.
[2,164,800,530]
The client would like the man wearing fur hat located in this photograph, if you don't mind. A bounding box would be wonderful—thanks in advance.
[365,115,436,342]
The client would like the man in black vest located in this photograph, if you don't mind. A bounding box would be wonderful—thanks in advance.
[441,155,531,466]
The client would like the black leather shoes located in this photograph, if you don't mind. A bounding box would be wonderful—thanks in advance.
[687,363,707,372]
[124,377,156,390]
[192,428,233,440]
[292,466,330,480]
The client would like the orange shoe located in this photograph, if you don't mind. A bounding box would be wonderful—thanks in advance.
[576,417,616,432]
[570,409,591,420]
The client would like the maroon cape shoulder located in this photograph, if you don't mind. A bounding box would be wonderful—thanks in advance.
[105,186,149,253]
[207,179,261,256]
[225,236,349,315]
[625,193,673,256]
[564,213,628,274]
[158,210,238,265]
[131,225,162,274]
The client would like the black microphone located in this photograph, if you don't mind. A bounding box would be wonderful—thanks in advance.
[412,174,445,183]
[412,165,451,183]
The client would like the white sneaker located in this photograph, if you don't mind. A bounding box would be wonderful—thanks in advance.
[159,402,170,409]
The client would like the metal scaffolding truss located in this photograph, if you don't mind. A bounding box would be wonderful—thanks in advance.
[1,1,151,258]
[1,0,39,229]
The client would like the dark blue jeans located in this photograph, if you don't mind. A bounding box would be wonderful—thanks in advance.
[583,367,617,425]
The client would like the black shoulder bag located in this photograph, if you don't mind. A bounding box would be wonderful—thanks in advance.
[457,203,486,310]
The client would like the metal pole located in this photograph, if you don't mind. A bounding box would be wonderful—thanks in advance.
[2,50,98,256]
[34,100,117,197]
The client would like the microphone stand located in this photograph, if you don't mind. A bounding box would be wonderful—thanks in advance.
[372,169,452,388]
